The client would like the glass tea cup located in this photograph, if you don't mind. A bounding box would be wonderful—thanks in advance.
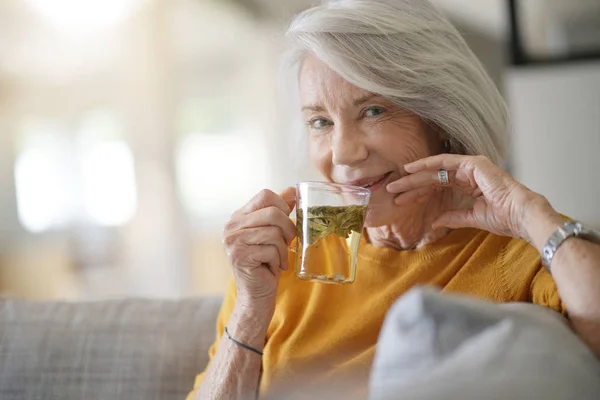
[292,182,370,284]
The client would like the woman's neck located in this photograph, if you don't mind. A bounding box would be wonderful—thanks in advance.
[365,191,464,250]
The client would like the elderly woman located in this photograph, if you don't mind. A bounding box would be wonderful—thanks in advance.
[189,0,600,399]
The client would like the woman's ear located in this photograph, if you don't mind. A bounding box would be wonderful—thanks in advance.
[425,121,452,154]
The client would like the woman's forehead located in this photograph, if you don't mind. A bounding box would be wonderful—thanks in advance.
[299,55,373,109]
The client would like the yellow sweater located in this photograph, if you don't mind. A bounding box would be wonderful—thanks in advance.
[188,228,564,399]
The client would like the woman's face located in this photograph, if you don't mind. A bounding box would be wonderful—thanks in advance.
[299,55,443,226]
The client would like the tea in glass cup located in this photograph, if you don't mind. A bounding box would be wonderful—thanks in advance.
[293,182,370,284]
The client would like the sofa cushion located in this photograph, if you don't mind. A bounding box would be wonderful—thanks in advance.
[370,286,600,400]
[0,297,222,400]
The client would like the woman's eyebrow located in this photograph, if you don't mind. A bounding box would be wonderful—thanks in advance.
[302,94,382,112]
[301,104,325,112]
[352,94,380,106]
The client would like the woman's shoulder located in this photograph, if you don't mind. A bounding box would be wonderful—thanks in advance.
[461,228,541,272]
[428,227,532,255]
[432,228,540,279]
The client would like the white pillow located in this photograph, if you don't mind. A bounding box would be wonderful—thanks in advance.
[370,286,600,400]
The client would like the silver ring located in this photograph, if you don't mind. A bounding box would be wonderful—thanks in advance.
[438,169,449,185]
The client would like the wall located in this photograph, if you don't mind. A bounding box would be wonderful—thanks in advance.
[506,61,600,229]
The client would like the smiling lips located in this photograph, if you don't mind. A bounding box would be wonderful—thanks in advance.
[345,172,392,192]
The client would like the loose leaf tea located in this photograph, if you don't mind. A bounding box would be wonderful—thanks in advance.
[297,205,368,246]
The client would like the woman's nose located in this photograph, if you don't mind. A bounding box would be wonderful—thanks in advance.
[331,125,368,166]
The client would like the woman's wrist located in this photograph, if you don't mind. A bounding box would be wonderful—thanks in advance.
[227,298,275,351]
[521,195,565,253]
[236,292,276,317]
[235,297,276,323]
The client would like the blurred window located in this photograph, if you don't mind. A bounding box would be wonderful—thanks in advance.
[77,109,137,226]
[14,109,137,233]
[14,121,76,232]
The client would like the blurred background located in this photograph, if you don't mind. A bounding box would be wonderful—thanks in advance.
[0,0,598,300]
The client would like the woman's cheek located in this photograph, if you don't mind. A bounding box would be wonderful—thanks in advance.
[308,136,333,176]
[371,120,436,161]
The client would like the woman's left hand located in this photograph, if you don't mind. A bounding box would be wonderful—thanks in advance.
[386,154,547,240]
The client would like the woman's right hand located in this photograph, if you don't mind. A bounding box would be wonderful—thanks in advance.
[223,187,297,307]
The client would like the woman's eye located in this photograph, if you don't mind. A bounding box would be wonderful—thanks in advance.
[308,118,331,130]
[364,106,385,117]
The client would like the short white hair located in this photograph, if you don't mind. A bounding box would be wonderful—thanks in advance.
[283,0,509,165]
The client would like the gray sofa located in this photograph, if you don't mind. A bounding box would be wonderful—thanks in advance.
[0,297,222,400]
[2,290,600,400]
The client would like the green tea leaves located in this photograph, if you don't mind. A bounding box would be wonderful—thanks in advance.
[297,205,367,246]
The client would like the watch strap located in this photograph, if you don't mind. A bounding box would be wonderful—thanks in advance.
[541,220,600,270]
[579,226,600,244]
[541,220,583,269]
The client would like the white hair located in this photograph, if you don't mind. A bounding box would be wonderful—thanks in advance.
[283,0,509,165]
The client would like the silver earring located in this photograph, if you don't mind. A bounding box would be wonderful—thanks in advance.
[443,140,452,153]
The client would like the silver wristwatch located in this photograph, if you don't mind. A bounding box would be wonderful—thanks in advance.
[541,220,600,269]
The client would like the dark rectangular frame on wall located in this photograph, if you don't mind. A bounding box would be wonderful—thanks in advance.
[508,0,600,66]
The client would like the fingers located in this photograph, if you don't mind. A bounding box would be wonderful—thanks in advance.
[227,206,296,244]
[432,197,488,230]
[403,154,468,173]
[224,187,299,279]
[226,240,282,276]
[389,155,497,202]
[279,186,297,211]
[245,244,281,276]
[225,227,290,270]
[236,188,294,216]
[387,170,455,194]
[404,154,500,176]
[393,185,437,206]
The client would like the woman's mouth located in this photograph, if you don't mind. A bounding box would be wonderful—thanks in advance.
[357,172,392,193]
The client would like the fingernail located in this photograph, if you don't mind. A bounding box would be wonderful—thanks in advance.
[387,183,404,193]
[404,163,417,173]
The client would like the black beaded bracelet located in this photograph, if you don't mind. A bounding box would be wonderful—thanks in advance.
[224,327,264,356]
